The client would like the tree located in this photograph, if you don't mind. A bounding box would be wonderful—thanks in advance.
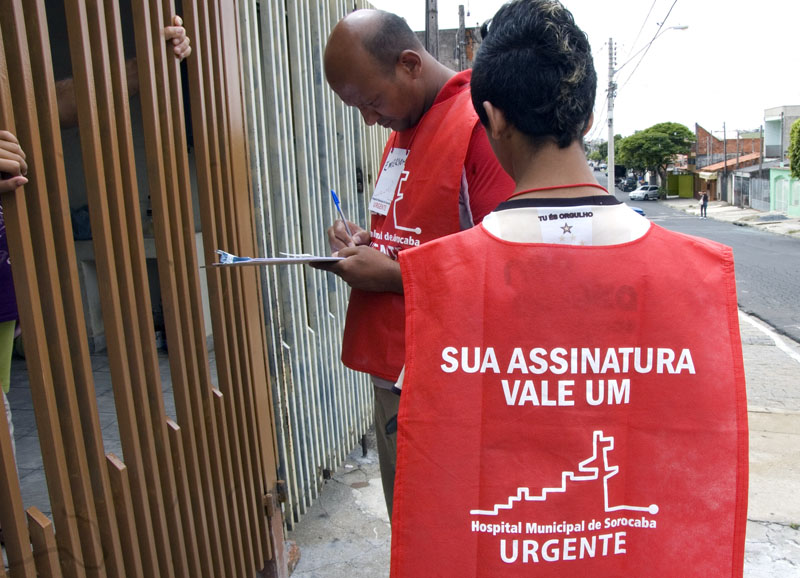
[617,122,694,187]
[594,134,623,162]
[790,118,800,180]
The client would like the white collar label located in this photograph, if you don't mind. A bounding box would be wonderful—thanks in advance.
[538,208,594,245]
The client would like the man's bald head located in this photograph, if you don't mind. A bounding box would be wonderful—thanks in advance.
[324,9,435,131]
[324,9,456,132]
[325,9,423,76]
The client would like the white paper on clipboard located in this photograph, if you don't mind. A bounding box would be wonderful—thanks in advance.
[213,250,343,267]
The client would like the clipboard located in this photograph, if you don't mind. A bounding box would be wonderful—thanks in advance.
[213,250,343,267]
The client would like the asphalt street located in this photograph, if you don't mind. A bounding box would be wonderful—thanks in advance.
[603,174,800,344]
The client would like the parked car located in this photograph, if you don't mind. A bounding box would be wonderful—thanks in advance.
[628,185,660,201]
[627,205,646,217]
[620,177,637,192]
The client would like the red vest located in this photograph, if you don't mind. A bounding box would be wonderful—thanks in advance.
[393,224,748,577]
[341,72,479,381]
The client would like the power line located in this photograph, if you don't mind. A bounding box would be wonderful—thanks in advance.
[618,0,679,90]
[593,39,609,57]
[627,0,659,61]
[587,96,609,142]
[588,1,667,144]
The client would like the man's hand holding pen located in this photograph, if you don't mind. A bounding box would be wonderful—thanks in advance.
[315,219,403,294]
[327,219,370,251]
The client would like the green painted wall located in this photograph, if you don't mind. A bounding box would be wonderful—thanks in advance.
[770,168,800,217]
[667,174,696,198]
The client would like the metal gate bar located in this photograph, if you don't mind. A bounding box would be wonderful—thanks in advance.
[241,0,386,528]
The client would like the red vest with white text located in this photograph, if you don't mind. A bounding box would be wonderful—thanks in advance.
[392,223,748,577]
[341,71,478,381]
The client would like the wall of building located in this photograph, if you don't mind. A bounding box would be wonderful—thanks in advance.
[764,106,800,160]
[770,168,800,217]
[415,26,483,71]
[693,124,762,168]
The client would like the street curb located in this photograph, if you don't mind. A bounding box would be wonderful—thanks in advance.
[660,199,800,240]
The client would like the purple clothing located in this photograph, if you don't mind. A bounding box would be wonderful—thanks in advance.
[0,204,19,323]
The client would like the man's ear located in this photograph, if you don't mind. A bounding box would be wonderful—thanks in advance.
[482,101,509,141]
[397,49,423,79]
[583,112,594,136]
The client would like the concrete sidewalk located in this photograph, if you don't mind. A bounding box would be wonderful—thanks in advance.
[738,313,800,577]
[662,196,800,240]
[287,311,800,577]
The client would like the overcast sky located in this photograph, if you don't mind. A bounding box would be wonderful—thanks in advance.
[368,0,798,140]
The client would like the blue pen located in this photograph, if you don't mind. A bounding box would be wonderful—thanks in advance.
[330,189,354,237]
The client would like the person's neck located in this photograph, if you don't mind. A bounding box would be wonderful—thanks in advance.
[420,57,457,116]
[510,140,602,199]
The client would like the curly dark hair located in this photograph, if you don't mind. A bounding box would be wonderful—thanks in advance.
[471,0,597,148]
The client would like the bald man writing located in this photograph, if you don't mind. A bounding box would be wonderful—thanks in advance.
[321,9,513,519]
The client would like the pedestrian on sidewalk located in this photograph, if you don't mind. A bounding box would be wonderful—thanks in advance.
[700,189,709,219]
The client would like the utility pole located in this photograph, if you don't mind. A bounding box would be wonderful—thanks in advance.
[457,5,466,71]
[736,130,742,207]
[425,0,439,60]
[607,39,617,189]
[736,130,741,170]
[758,125,764,205]
[603,27,686,190]
[722,122,727,202]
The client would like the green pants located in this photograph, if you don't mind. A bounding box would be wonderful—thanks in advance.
[0,319,16,459]
[0,319,14,394]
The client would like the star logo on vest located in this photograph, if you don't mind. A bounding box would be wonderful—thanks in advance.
[561,223,573,235]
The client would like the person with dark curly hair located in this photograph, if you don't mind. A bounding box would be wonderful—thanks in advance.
[390,2,747,575]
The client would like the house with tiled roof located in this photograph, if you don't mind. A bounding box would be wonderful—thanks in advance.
[687,108,800,215]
